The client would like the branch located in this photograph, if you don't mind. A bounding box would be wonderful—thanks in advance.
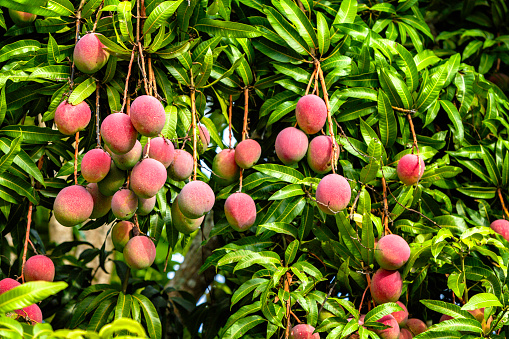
[497,188,509,220]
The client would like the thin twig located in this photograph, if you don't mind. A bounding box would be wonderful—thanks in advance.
[317,63,337,173]
[190,66,198,181]
[74,132,79,185]
[305,69,317,95]
[148,56,155,97]
[238,88,250,192]
[406,113,419,154]
[285,271,293,339]
[70,0,87,90]
[120,46,137,114]
[20,202,33,283]
[317,278,336,317]
[95,81,101,147]
[92,1,103,32]
[137,0,149,94]
[498,188,509,220]
[382,176,390,235]
[228,94,233,148]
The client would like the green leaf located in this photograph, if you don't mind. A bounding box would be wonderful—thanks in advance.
[415,66,448,113]
[258,222,298,238]
[164,61,190,86]
[400,15,433,40]
[414,50,441,71]
[0,136,21,175]
[196,18,262,38]
[269,183,304,200]
[87,297,116,332]
[220,301,262,337]
[395,43,419,92]
[273,63,311,84]
[279,0,318,52]
[29,65,70,80]
[285,239,299,265]
[462,40,482,61]
[252,39,304,63]
[461,293,502,310]
[234,252,280,272]
[231,278,267,307]
[200,116,223,148]
[426,318,482,334]
[204,53,244,88]
[0,87,5,126]
[0,126,62,144]
[0,281,67,313]
[99,318,147,338]
[47,33,60,64]
[68,78,96,105]
[195,47,213,88]
[267,100,298,126]
[480,146,500,186]
[334,0,357,24]
[316,12,330,56]
[177,51,192,70]
[143,0,184,35]
[222,315,265,339]
[364,303,402,323]
[378,90,397,147]
[115,292,132,320]
[439,100,464,144]
[264,7,310,55]
[421,300,475,320]
[95,35,131,55]
[0,314,24,337]
[105,84,121,113]
[457,186,496,199]
[378,68,413,109]
[156,40,191,59]
[117,1,134,42]
[0,139,44,186]
[132,294,162,339]
[228,45,252,85]
[0,39,40,62]
[253,164,304,183]
[0,172,38,204]
[82,0,103,18]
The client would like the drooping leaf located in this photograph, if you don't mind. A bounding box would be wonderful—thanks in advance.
[143,0,184,35]
[196,18,263,38]
[0,281,68,313]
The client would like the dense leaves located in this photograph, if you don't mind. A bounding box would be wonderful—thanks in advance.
[0,0,508,338]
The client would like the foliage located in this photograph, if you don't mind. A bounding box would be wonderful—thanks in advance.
[0,0,509,338]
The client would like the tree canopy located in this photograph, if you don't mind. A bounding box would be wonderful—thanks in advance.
[1,0,509,338]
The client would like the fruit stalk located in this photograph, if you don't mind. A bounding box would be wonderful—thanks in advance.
[406,113,419,154]
[122,267,130,294]
[317,64,337,173]
[497,188,509,219]
[190,67,198,181]
[95,81,101,147]
[382,176,389,235]
[148,56,156,97]
[136,0,149,94]
[285,271,292,339]
[305,68,317,95]
[92,1,103,32]
[74,132,79,184]
[121,46,137,114]
[21,202,33,283]
[228,94,233,148]
[70,0,87,90]
[238,87,250,192]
